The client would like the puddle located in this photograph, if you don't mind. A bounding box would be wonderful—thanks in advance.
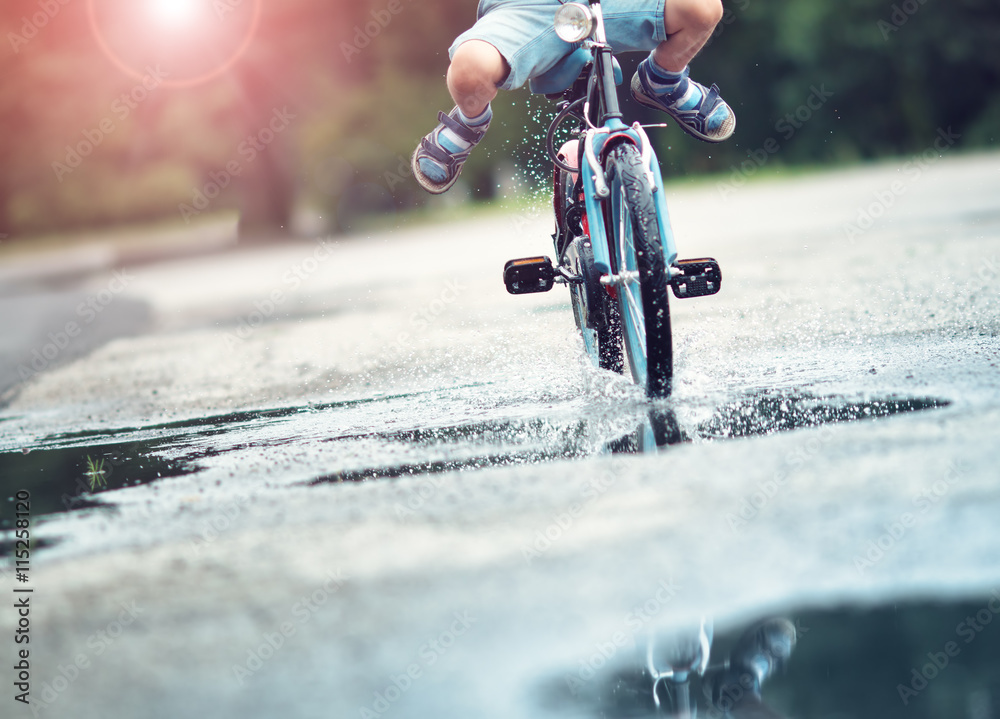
[700,392,948,439]
[0,441,191,522]
[536,596,1000,719]
[0,390,951,557]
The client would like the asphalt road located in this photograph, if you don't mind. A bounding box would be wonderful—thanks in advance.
[2,151,1000,719]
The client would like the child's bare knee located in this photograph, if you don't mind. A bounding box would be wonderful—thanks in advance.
[448,63,486,98]
[448,41,505,95]
[669,0,724,31]
[692,0,724,29]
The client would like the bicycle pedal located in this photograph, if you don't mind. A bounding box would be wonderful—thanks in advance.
[670,258,722,299]
[503,256,556,295]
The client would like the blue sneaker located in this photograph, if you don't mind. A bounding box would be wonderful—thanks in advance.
[631,62,735,143]
[411,106,490,194]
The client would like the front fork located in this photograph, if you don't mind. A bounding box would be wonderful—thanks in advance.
[577,124,679,277]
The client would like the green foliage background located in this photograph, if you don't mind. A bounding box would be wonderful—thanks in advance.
[0,0,998,238]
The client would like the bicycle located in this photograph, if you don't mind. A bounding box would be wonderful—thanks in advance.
[503,0,722,398]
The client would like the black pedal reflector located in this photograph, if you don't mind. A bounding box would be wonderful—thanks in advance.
[504,256,555,295]
[670,258,722,298]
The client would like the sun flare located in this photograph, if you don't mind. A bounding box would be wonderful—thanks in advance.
[148,0,203,26]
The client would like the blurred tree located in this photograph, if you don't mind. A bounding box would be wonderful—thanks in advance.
[0,0,997,239]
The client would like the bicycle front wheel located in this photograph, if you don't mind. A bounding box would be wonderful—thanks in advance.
[605,143,673,397]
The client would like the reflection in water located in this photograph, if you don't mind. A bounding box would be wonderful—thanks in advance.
[606,409,686,454]
[538,598,1000,718]
[543,617,796,718]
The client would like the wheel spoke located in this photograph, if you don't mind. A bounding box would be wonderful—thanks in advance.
[618,186,646,358]
[622,285,646,355]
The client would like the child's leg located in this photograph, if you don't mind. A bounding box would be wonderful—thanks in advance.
[411,40,505,195]
[631,0,734,143]
[413,0,575,195]
[655,0,724,72]
[446,40,507,118]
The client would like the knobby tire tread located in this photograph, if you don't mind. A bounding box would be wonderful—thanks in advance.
[607,144,673,397]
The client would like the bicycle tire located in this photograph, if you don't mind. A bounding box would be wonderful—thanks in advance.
[605,143,673,397]
[566,237,624,373]
[556,164,624,374]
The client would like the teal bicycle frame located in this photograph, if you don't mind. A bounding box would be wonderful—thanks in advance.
[567,0,678,275]
[505,0,722,397]
[579,125,679,278]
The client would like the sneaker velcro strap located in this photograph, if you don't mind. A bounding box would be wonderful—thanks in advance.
[419,137,458,168]
[437,110,487,144]
[659,77,689,104]
[701,84,722,112]
[419,136,474,172]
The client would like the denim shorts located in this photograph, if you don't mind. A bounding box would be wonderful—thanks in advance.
[450,0,667,91]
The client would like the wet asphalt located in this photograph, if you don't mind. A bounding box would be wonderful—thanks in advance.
[2,151,1000,718]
